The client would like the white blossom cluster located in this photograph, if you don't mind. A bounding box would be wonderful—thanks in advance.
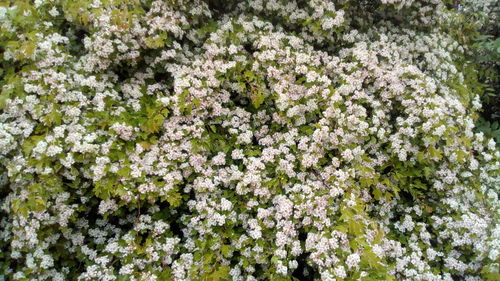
[0,0,498,280]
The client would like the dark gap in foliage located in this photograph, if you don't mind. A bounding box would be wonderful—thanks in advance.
[251,134,259,146]
[291,230,316,280]
[153,70,172,84]
[298,229,307,242]
[205,0,239,19]
[398,190,414,203]
[242,42,256,55]
[295,0,310,10]
[58,17,89,57]
[0,168,10,199]
[292,252,316,281]
[381,164,393,175]
[234,95,250,108]
[140,1,151,13]
[114,63,136,84]
[167,214,184,238]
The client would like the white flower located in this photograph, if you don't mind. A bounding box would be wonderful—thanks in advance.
[334,265,347,278]
[346,253,360,269]
[49,7,59,17]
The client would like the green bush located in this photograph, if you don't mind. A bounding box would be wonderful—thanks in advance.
[0,1,498,280]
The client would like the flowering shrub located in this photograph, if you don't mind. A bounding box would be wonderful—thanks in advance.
[469,0,500,141]
[0,0,499,280]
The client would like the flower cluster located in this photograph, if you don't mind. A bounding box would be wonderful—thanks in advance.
[0,0,498,280]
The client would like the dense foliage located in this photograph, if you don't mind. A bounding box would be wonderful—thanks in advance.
[0,0,499,280]
[467,0,500,142]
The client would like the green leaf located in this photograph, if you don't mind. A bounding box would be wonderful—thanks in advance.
[43,110,62,126]
[208,265,230,281]
[363,248,380,268]
[142,113,165,133]
[166,192,182,207]
[250,89,265,108]
[221,244,231,257]
[117,166,131,177]
[373,188,382,200]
